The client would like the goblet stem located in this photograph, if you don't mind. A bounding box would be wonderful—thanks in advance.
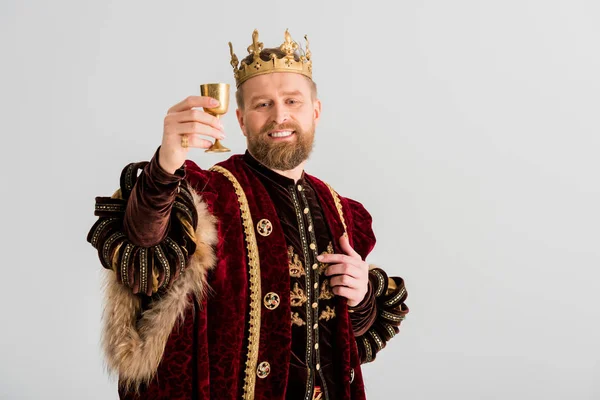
[205,115,231,153]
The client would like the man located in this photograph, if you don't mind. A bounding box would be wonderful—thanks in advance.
[87,29,409,400]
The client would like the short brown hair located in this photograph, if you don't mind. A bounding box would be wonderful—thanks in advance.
[235,47,317,110]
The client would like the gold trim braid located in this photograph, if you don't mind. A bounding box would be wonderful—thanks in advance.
[210,165,262,400]
[324,183,347,235]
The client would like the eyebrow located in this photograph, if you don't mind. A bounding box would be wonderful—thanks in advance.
[248,90,305,104]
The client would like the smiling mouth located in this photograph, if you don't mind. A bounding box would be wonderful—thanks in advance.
[268,130,295,138]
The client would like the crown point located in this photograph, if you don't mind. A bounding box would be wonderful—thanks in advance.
[231,28,313,88]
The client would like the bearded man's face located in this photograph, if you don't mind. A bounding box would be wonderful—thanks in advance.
[235,72,321,170]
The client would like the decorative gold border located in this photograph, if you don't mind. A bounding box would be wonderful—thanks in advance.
[362,336,373,363]
[210,165,262,400]
[325,183,347,234]
[384,286,407,307]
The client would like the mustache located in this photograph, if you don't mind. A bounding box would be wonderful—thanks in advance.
[259,121,302,135]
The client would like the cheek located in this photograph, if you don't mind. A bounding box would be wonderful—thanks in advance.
[298,108,316,128]
[246,113,267,132]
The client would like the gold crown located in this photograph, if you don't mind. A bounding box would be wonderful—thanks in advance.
[228,29,312,88]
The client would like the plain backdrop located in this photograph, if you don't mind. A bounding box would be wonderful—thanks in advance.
[2,0,599,399]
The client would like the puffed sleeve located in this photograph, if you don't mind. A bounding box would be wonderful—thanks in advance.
[343,197,410,364]
[86,148,202,296]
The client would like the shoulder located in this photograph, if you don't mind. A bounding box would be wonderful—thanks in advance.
[307,173,373,221]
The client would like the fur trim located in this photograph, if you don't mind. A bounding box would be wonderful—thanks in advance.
[100,187,218,391]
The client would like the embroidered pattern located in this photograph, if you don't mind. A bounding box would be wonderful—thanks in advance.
[325,183,347,234]
[291,312,306,327]
[209,165,262,400]
[291,282,308,307]
[319,306,336,321]
[317,242,334,274]
[288,246,306,278]
[318,280,334,300]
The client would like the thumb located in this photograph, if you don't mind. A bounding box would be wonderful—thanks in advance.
[339,234,360,259]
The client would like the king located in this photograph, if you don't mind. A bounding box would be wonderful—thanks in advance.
[87,28,409,400]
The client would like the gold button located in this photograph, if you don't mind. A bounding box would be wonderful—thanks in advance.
[303,207,309,214]
[315,343,319,350]
[313,323,318,329]
[314,282,318,289]
[312,263,318,270]
[310,243,316,250]
[298,184,303,191]
[312,302,318,309]
[316,363,321,371]
[308,224,313,232]
[257,361,271,379]
[263,292,280,310]
[256,219,273,237]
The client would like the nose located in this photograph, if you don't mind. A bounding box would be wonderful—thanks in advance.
[271,102,289,125]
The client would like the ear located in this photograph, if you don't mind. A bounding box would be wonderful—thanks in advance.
[313,98,322,126]
[236,108,248,137]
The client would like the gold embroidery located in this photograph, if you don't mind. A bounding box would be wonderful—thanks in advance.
[319,305,336,321]
[290,282,308,307]
[288,246,306,278]
[325,183,347,234]
[362,336,373,363]
[291,312,306,327]
[209,165,262,400]
[317,242,334,274]
[318,280,334,300]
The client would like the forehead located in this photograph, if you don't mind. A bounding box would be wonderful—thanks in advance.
[241,72,312,99]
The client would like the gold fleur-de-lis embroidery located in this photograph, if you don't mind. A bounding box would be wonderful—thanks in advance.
[291,312,306,327]
[288,246,305,278]
[319,305,336,321]
[317,242,335,274]
[318,279,334,300]
[290,282,308,307]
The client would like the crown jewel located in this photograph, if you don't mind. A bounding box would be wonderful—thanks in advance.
[228,29,312,88]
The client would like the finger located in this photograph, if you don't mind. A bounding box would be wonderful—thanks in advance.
[329,274,359,289]
[168,96,220,114]
[170,122,226,141]
[331,285,356,300]
[339,234,360,259]
[169,109,224,132]
[325,263,362,279]
[185,134,213,149]
[318,253,355,265]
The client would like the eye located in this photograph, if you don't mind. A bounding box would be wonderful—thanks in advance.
[256,102,270,108]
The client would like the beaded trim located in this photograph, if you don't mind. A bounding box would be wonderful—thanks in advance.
[210,165,262,400]
[370,269,386,298]
[384,285,406,307]
[139,248,148,294]
[154,245,170,287]
[164,237,186,275]
[381,321,397,339]
[120,243,134,287]
[102,232,125,267]
[362,336,373,363]
[381,310,404,323]
[95,203,126,213]
[90,218,117,248]
[369,329,384,351]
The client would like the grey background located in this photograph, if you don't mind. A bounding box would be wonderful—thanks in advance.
[3,0,599,399]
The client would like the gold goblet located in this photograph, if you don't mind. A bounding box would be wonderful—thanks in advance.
[200,83,231,153]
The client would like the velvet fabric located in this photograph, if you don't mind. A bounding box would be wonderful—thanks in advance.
[115,152,380,400]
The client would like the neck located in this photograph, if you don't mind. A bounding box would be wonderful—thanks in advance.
[271,161,306,183]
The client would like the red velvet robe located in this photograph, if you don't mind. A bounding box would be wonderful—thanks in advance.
[89,152,408,400]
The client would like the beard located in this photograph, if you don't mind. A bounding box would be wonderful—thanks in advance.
[246,120,315,171]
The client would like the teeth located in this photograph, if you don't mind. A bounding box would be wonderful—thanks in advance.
[270,130,293,138]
